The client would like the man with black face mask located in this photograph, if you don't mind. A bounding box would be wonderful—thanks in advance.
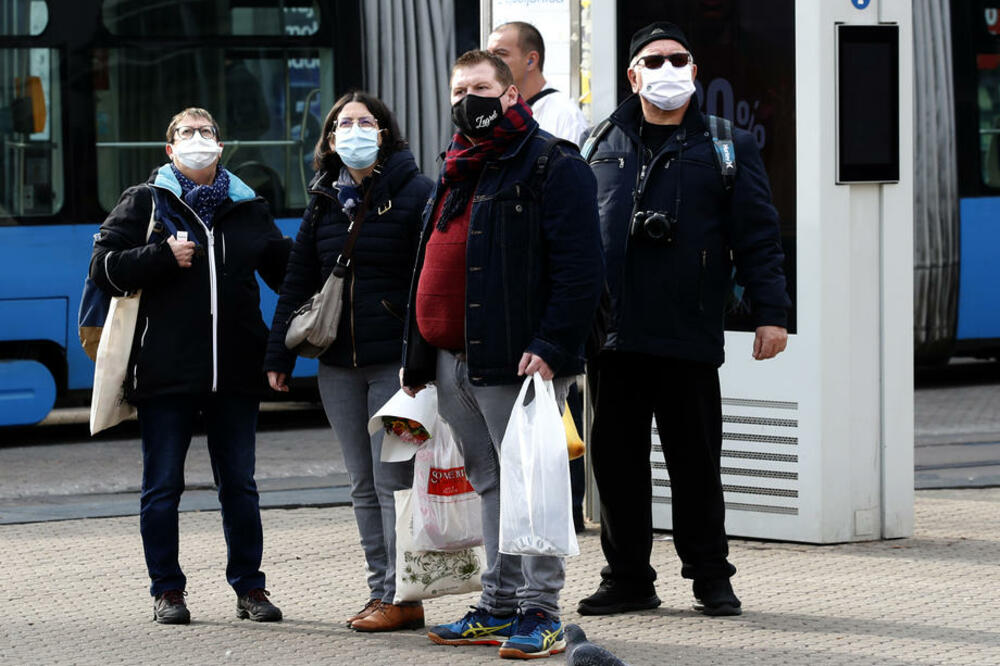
[400,50,603,660]
[578,22,790,619]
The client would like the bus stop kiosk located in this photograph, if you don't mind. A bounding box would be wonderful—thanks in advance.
[583,0,915,543]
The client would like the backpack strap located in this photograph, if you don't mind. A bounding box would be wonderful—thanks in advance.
[526,134,576,199]
[707,115,737,192]
[580,118,614,162]
[526,88,558,106]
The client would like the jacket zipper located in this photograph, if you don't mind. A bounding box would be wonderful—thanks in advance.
[591,156,625,169]
[154,185,223,392]
[698,250,707,312]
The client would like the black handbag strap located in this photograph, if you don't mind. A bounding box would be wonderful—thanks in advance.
[333,184,373,277]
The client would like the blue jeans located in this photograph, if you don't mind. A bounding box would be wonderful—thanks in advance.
[435,351,572,617]
[137,393,265,597]
[317,362,414,604]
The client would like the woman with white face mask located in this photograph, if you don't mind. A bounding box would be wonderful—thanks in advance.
[88,107,291,625]
[264,92,433,633]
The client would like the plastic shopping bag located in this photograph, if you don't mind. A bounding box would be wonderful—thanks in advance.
[369,386,439,462]
[393,488,485,603]
[412,419,483,551]
[498,374,579,557]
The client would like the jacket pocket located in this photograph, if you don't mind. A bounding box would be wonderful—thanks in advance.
[380,298,405,323]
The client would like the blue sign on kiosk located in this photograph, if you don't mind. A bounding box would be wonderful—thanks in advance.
[853,0,871,8]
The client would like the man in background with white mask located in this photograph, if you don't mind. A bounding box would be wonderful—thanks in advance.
[89,107,290,625]
[577,22,790,618]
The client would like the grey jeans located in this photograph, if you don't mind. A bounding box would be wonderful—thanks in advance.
[317,361,414,604]
[435,351,572,617]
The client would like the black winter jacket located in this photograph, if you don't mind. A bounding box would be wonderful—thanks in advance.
[592,96,790,366]
[265,149,432,372]
[401,123,605,388]
[89,165,291,402]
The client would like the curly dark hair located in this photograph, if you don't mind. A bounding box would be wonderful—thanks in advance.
[313,90,407,173]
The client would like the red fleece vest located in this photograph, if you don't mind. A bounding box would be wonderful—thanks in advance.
[416,192,473,351]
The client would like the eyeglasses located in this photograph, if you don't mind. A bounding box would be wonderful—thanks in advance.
[336,117,378,131]
[635,52,693,69]
[174,125,218,140]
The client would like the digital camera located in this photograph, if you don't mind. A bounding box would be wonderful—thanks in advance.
[630,210,676,246]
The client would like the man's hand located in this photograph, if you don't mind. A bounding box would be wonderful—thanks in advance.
[267,371,289,392]
[517,352,554,380]
[753,325,788,360]
[400,367,426,397]
[167,235,196,268]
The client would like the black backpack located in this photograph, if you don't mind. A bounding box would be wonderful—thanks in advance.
[580,113,737,191]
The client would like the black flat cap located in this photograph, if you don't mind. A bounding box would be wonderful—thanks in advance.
[629,22,691,62]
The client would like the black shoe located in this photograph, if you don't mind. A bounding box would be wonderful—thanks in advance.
[692,578,742,616]
[577,580,661,616]
[236,588,283,622]
[153,589,190,625]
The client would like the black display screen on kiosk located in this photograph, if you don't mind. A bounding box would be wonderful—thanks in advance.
[837,25,900,183]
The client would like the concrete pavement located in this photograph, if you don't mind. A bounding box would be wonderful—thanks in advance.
[1,488,999,665]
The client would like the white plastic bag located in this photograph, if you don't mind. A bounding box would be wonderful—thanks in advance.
[498,374,579,557]
[412,419,483,551]
[90,293,140,435]
[393,488,486,603]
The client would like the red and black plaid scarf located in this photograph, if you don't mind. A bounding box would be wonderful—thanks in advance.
[437,96,534,230]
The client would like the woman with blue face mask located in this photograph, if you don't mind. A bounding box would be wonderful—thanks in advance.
[264,91,433,632]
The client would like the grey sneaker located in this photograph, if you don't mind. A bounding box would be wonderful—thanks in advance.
[236,588,283,622]
[153,589,190,624]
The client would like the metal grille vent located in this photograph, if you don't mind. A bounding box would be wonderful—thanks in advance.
[651,397,800,519]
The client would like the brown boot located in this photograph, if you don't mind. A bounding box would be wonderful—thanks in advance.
[345,599,382,627]
[350,602,425,632]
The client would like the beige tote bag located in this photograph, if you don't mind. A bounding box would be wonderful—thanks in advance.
[89,203,157,435]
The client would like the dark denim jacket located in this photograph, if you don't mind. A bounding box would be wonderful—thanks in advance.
[402,123,605,387]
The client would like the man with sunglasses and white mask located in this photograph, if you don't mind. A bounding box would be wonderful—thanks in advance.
[90,107,290,625]
[401,50,603,659]
[578,22,790,618]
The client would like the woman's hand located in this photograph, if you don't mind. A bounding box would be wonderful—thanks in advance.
[268,371,289,392]
[167,235,196,268]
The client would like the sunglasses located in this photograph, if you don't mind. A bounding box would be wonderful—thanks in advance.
[636,52,693,69]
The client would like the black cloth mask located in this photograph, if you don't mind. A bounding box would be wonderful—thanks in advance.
[451,93,504,138]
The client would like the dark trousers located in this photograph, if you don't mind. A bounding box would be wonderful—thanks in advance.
[137,393,266,597]
[590,351,735,589]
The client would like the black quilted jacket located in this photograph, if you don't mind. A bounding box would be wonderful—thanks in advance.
[265,149,432,372]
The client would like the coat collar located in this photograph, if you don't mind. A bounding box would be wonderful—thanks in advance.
[151,164,256,203]
[609,94,708,149]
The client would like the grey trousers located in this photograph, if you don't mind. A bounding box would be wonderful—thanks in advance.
[317,361,414,604]
[435,351,572,617]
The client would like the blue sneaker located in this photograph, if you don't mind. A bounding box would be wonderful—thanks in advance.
[498,608,566,659]
[427,606,518,646]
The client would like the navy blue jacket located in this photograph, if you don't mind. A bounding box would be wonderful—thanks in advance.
[592,96,789,366]
[89,166,291,401]
[265,149,432,372]
[402,122,605,387]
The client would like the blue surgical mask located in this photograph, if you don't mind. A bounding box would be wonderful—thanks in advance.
[335,125,380,169]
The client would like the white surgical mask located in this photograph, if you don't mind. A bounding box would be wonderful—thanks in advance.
[173,134,222,170]
[638,62,696,111]
[334,125,380,169]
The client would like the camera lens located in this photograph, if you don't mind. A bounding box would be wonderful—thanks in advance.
[644,213,670,241]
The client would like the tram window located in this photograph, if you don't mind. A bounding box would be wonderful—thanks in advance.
[977,55,1000,188]
[94,47,329,216]
[0,48,64,220]
[102,0,319,37]
[0,0,48,36]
